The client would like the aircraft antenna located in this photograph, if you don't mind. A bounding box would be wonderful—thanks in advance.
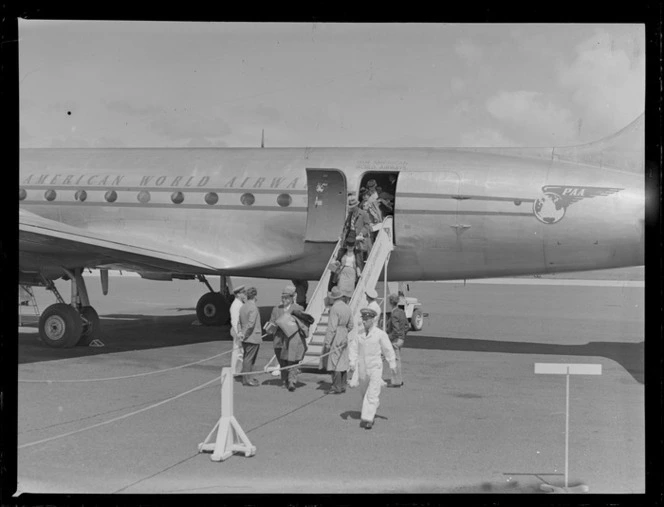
[261,129,264,148]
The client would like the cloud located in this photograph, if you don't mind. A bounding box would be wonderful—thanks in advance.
[94,137,127,148]
[105,100,163,117]
[253,104,282,123]
[459,128,517,147]
[558,29,645,136]
[49,136,90,148]
[454,40,483,64]
[20,125,33,145]
[486,90,577,145]
[148,113,232,142]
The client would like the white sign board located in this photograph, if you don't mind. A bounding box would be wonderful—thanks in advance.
[534,363,602,375]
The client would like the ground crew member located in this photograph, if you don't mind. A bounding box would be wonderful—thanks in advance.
[323,287,354,394]
[364,288,382,327]
[385,293,408,387]
[267,285,303,387]
[291,279,309,308]
[349,308,396,429]
[238,287,262,386]
[229,285,247,376]
[281,309,315,391]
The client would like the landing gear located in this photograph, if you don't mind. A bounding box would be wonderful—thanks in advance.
[39,303,82,348]
[195,275,231,326]
[37,268,101,348]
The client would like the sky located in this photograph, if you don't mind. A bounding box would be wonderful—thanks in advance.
[18,22,645,149]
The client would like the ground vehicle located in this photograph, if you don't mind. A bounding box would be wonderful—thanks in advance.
[377,282,425,332]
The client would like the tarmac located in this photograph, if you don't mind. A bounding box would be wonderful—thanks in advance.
[14,272,645,494]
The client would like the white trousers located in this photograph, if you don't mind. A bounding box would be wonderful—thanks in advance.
[359,368,383,422]
[230,331,244,376]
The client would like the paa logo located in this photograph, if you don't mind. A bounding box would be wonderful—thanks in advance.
[533,185,623,224]
[315,182,328,194]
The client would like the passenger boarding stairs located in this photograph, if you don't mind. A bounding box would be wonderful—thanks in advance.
[300,216,394,368]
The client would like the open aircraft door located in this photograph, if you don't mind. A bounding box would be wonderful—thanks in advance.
[394,171,461,249]
[305,169,348,243]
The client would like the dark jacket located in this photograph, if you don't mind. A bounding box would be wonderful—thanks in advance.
[239,299,262,344]
[386,307,408,343]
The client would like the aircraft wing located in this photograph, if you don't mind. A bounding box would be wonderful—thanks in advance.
[19,208,218,278]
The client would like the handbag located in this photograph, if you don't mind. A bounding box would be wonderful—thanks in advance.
[348,368,359,388]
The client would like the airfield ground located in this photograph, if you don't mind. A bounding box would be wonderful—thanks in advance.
[14,270,645,494]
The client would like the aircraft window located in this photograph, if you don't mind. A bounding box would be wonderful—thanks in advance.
[137,190,151,203]
[45,189,56,201]
[171,191,184,204]
[241,193,255,206]
[205,192,219,205]
[75,190,87,202]
[19,188,26,200]
[514,199,522,206]
[105,190,118,203]
[277,193,292,207]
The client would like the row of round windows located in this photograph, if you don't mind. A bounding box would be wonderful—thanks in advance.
[19,189,294,207]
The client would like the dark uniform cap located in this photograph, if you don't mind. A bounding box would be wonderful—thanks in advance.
[360,308,377,319]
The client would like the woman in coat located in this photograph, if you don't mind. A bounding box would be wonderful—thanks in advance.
[336,236,361,298]
[323,287,354,394]
[280,309,315,391]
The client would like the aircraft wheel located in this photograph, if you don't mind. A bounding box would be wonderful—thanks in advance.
[77,306,100,346]
[410,308,424,332]
[196,292,230,326]
[39,303,83,348]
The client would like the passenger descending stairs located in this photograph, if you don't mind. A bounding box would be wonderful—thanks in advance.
[300,216,394,368]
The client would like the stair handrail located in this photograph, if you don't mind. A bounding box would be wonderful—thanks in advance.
[303,235,346,346]
[347,216,394,330]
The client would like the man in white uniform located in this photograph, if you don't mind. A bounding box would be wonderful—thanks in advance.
[229,285,247,376]
[364,288,383,328]
[349,308,396,429]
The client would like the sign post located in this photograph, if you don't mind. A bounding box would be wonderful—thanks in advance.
[534,363,601,493]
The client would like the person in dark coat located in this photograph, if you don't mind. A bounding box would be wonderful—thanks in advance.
[266,285,303,387]
[385,293,408,387]
[280,309,315,391]
[238,287,262,386]
[323,287,354,394]
[291,279,309,308]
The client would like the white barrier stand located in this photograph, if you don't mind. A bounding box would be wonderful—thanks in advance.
[535,363,601,493]
[198,367,256,461]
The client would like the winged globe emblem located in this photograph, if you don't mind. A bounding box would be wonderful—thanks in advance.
[533,186,623,224]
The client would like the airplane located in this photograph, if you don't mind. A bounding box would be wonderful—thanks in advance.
[19,113,645,348]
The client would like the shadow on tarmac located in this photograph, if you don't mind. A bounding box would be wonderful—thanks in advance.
[405,335,644,384]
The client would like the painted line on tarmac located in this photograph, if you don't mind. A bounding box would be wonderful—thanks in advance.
[17,375,221,450]
[18,350,232,383]
[434,279,644,287]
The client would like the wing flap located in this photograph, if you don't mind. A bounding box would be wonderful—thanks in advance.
[19,209,217,274]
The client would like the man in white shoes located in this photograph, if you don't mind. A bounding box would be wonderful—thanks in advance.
[348,308,396,430]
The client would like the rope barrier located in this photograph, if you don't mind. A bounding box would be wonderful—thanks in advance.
[17,341,345,450]
[18,349,233,383]
[18,375,221,450]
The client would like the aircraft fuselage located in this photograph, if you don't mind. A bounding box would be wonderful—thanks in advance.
[19,147,644,281]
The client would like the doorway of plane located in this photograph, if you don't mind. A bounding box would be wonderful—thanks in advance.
[357,171,399,241]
